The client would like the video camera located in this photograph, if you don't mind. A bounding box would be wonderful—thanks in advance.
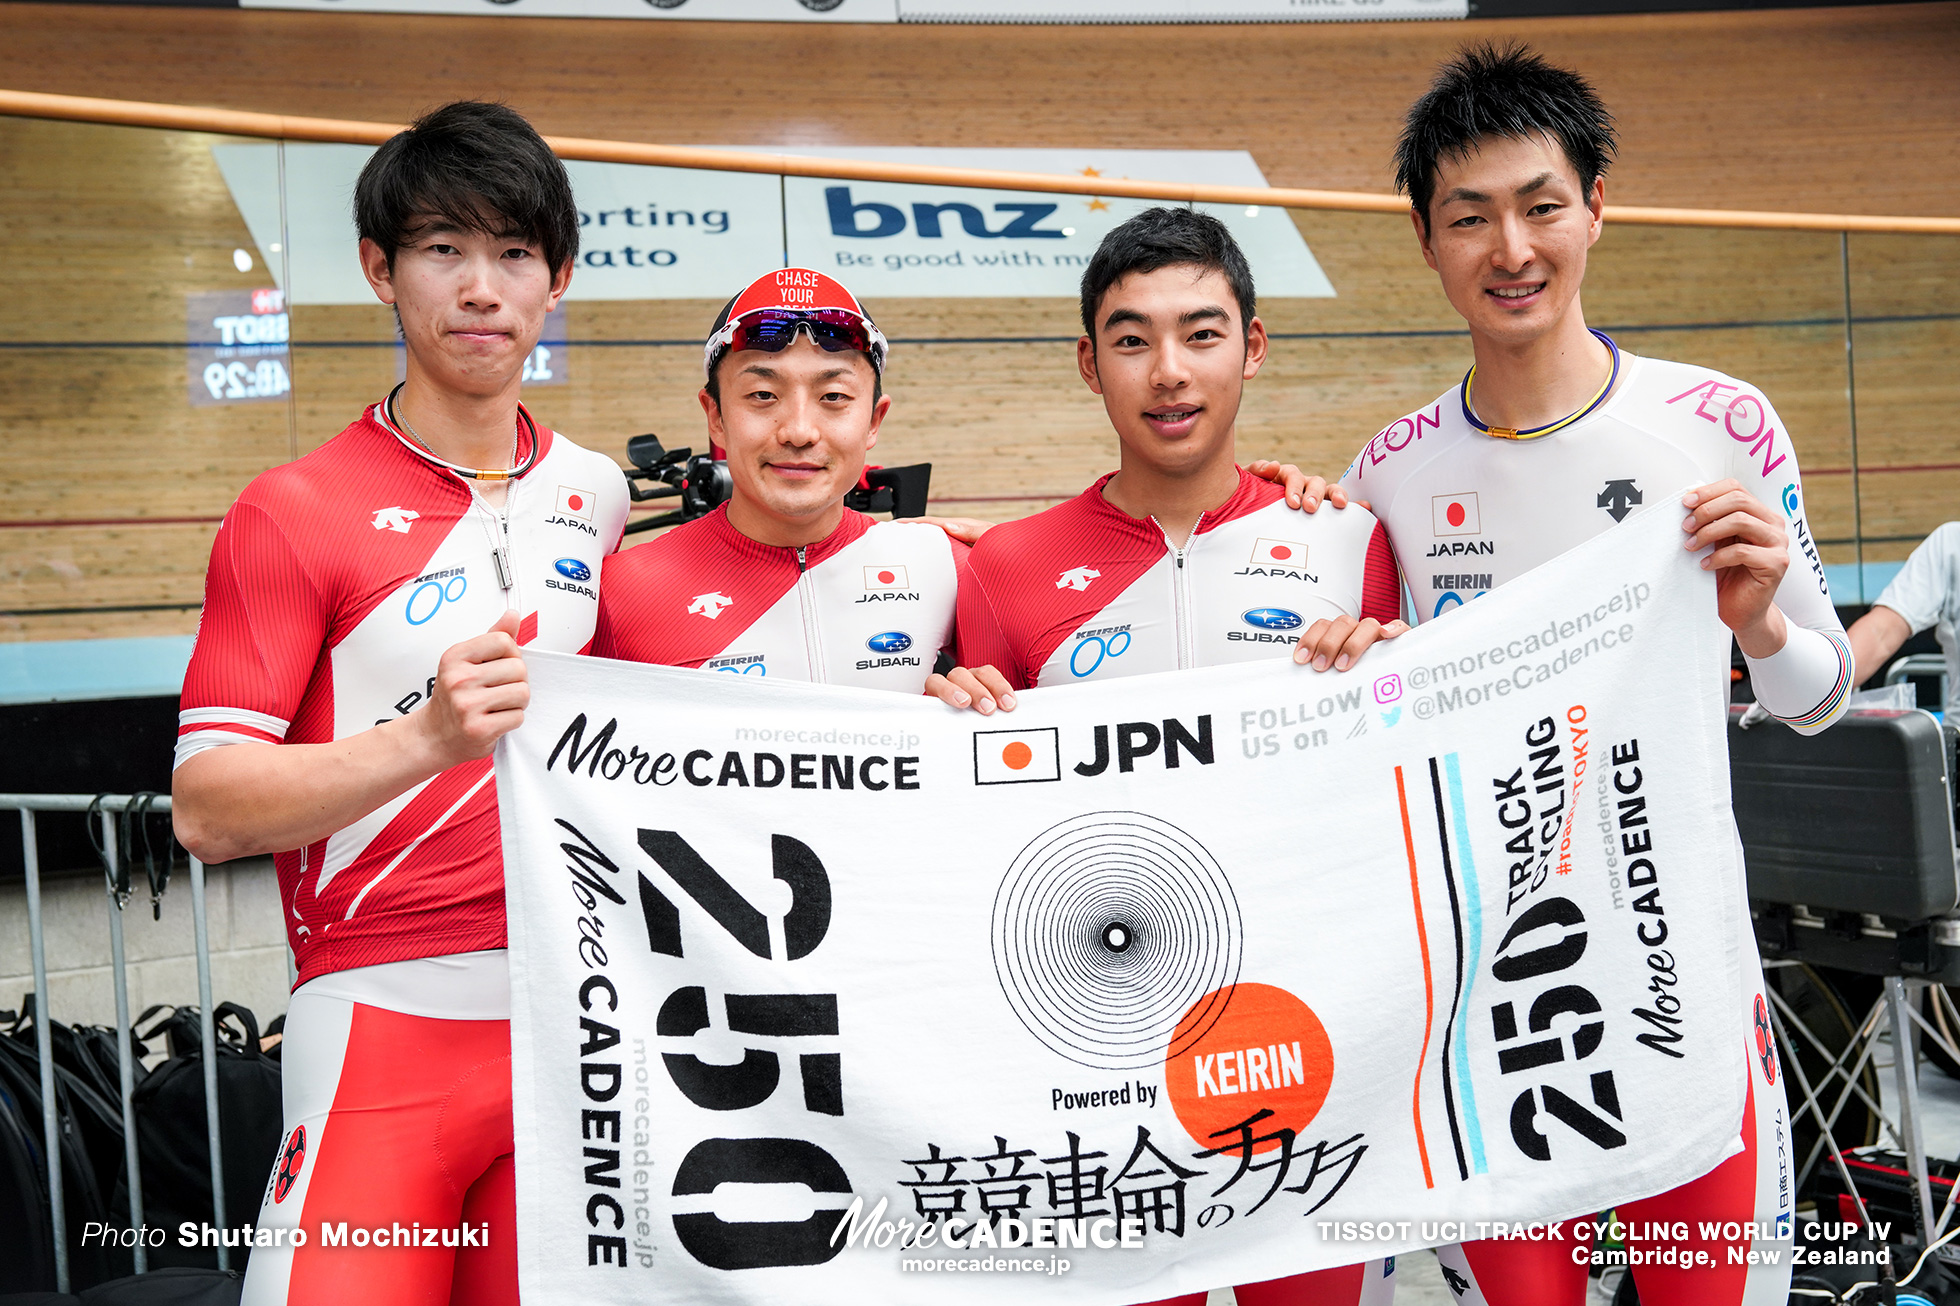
[620,433,934,536]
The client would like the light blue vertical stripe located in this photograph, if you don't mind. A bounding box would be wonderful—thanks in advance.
[1444,752,1487,1175]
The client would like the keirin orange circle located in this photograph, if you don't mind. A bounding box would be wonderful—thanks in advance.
[1164,983,1334,1154]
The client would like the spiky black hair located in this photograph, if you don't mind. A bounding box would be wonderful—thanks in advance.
[1396,43,1617,233]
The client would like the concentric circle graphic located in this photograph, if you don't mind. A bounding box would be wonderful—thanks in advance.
[991,811,1243,1070]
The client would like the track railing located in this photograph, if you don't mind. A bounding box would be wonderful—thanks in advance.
[1,87,1957,235]
[2,793,229,1292]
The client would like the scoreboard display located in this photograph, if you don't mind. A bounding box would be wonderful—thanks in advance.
[186,288,291,407]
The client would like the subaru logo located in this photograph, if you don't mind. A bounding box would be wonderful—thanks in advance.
[554,557,591,582]
[1242,607,1302,631]
[867,631,913,653]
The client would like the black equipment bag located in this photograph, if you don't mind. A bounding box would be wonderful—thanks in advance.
[78,1270,241,1306]
[0,1078,59,1294]
[0,1269,245,1306]
[110,1005,281,1275]
[6,1003,133,1231]
[0,1035,115,1289]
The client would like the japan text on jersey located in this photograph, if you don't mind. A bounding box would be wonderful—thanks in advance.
[959,469,1401,690]
[175,405,630,984]
[1340,350,1849,735]
[591,506,962,692]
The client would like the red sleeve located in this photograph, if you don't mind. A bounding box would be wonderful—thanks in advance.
[954,547,1030,692]
[1360,519,1404,625]
[589,570,622,659]
[175,501,329,766]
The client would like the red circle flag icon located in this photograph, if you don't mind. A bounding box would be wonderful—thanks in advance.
[973,728,1060,785]
[1250,537,1309,568]
[1431,491,1482,537]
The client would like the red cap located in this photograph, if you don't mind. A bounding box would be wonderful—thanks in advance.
[719,268,871,323]
[704,267,888,380]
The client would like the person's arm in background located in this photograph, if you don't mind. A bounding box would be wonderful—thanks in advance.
[927,465,1351,547]
[1847,523,1960,686]
[1848,606,1913,688]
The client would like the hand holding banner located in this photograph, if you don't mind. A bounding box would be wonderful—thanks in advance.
[496,497,1746,1304]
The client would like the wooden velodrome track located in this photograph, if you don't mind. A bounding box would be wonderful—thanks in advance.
[1,1,1956,642]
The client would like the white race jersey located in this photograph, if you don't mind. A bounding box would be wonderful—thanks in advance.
[1342,349,1850,734]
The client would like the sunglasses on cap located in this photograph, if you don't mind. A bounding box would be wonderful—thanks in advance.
[703,308,889,381]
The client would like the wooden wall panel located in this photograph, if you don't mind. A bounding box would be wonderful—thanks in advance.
[1,2,1955,640]
[1,2,1955,217]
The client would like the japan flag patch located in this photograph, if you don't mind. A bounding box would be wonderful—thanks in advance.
[973,728,1062,785]
[555,486,595,520]
[1432,492,1482,537]
[1251,537,1308,567]
[865,565,910,590]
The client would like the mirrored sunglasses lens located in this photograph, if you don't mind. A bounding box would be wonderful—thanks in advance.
[730,311,873,356]
[805,317,873,353]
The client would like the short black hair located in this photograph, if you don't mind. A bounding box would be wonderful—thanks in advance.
[701,292,883,409]
[1395,43,1617,234]
[354,101,579,277]
[1078,207,1256,342]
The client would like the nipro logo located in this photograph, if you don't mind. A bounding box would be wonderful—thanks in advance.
[554,557,591,582]
[867,631,913,654]
[1241,608,1302,632]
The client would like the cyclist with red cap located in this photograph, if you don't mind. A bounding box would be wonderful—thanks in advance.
[591,268,1012,712]
[958,205,1403,1306]
[173,103,627,1306]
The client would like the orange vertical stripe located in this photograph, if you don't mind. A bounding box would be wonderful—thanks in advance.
[1395,764,1437,1189]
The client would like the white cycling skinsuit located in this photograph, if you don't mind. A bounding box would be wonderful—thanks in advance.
[1342,348,1850,1306]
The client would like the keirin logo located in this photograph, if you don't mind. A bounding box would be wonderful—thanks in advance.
[1070,629,1131,677]
[272,1125,307,1204]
